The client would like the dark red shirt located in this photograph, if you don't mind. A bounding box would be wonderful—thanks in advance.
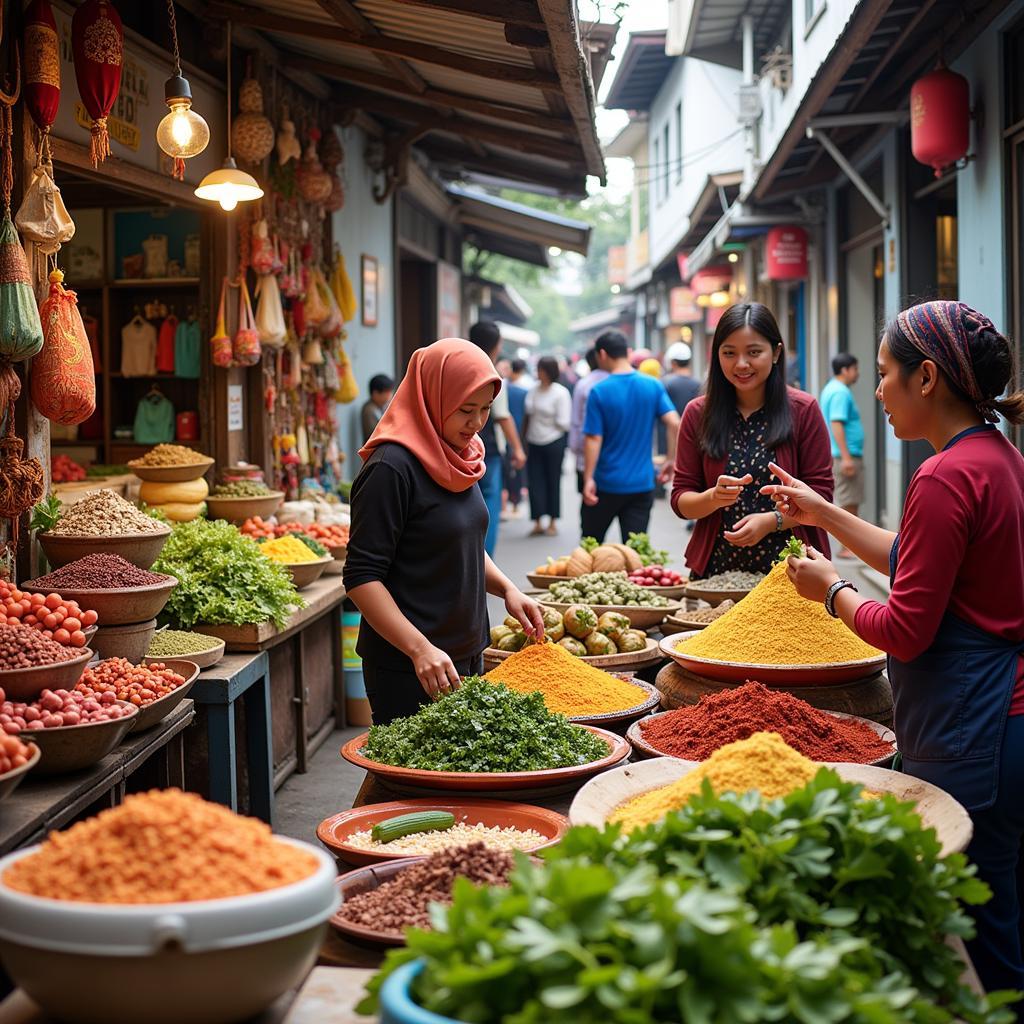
[854,428,1024,715]
[672,389,835,576]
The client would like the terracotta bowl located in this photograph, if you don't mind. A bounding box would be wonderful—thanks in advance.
[660,631,888,687]
[0,744,40,802]
[567,678,664,729]
[21,701,138,776]
[205,492,284,524]
[278,555,332,591]
[539,599,682,631]
[129,660,200,732]
[38,527,171,571]
[525,573,572,589]
[143,637,224,670]
[341,725,630,793]
[482,637,663,674]
[89,619,157,663]
[0,649,93,702]
[126,456,214,483]
[317,798,569,867]
[330,858,430,948]
[21,577,178,628]
[683,582,756,606]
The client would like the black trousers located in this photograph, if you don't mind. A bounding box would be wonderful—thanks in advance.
[502,449,525,505]
[362,653,484,725]
[527,437,566,520]
[580,488,654,543]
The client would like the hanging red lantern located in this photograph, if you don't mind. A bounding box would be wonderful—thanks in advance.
[911,66,969,178]
[71,0,124,167]
[23,0,61,137]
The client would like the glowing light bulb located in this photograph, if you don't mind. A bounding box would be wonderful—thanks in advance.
[170,108,193,147]
[219,194,239,212]
[195,158,263,211]
[156,79,209,161]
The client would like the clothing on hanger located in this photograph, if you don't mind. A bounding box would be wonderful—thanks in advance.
[133,388,175,444]
[156,314,178,374]
[121,314,157,377]
[174,317,202,379]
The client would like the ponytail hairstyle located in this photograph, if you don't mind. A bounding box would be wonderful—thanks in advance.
[700,302,792,458]
[884,302,1024,425]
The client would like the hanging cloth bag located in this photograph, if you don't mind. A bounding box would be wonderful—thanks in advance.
[210,277,233,368]
[233,277,262,367]
[0,214,44,367]
[71,0,124,167]
[31,269,96,425]
[16,156,74,255]
[255,272,286,348]
[303,263,329,325]
[23,0,61,140]
[313,266,342,340]
[334,345,359,404]
[330,249,357,323]
[251,218,274,275]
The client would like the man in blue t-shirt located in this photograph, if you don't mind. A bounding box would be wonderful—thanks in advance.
[819,353,865,556]
[581,331,680,542]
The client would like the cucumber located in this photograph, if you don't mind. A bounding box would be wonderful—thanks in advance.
[371,810,456,843]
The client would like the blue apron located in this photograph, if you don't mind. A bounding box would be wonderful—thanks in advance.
[888,424,1023,811]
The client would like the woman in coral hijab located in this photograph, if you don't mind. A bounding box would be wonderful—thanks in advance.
[343,339,545,724]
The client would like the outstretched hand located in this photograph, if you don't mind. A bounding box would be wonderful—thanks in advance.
[760,462,828,527]
[785,545,841,603]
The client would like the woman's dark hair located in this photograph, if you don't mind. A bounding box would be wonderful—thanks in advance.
[700,302,792,459]
[883,313,1024,425]
[537,356,560,385]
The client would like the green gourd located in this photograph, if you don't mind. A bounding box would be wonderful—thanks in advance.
[370,811,455,843]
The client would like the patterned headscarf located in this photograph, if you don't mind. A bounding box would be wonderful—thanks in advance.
[894,301,1000,422]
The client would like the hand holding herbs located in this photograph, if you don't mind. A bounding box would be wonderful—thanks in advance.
[153,519,302,629]
[361,676,610,772]
[361,770,1019,1024]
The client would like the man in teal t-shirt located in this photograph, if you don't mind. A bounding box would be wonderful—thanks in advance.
[819,353,864,554]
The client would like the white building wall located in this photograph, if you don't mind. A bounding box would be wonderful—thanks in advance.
[647,58,744,270]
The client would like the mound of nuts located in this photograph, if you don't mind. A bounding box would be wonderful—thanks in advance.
[1,686,135,731]
[0,623,83,669]
[76,659,186,707]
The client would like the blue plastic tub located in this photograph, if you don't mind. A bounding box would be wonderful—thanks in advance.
[380,960,463,1024]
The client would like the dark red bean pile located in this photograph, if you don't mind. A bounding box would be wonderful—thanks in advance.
[337,842,515,933]
[0,623,81,669]
[28,554,171,591]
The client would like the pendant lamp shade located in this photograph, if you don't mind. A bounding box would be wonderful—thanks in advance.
[194,157,263,211]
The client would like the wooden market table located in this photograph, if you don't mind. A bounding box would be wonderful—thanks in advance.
[0,700,194,857]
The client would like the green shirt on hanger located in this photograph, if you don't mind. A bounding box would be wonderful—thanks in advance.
[134,392,176,444]
[175,319,202,379]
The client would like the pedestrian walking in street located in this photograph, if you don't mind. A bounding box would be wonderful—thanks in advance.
[467,321,526,556]
[820,353,865,556]
[524,356,571,536]
[360,374,394,443]
[569,347,609,492]
[581,331,680,542]
[502,358,529,520]
[767,299,1024,1001]
[344,339,544,725]
[672,302,833,579]
[663,341,702,413]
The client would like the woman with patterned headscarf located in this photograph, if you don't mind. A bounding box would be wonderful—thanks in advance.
[761,301,1024,1001]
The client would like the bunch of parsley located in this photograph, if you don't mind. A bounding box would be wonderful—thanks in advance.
[154,519,302,629]
[361,677,609,772]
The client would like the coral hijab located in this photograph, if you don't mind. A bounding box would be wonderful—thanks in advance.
[360,338,501,493]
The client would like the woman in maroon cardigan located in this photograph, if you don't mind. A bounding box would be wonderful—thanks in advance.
[671,303,833,578]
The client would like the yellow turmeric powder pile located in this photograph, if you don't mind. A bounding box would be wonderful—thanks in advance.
[677,561,882,665]
[259,534,319,563]
[610,731,819,832]
[484,639,649,715]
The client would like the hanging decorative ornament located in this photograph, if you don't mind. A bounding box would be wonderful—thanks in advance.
[156,0,209,180]
[324,174,344,213]
[15,155,74,254]
[320,127,344,173]
[231,67,274,165]
[71,0,124,167]
[296,128,333,204]
[276,106,301,165]
[23,0,60,142]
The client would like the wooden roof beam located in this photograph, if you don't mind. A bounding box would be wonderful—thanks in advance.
[384,0,546,30]
[206,2,562,90]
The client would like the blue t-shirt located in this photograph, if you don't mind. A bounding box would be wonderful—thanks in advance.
[583,372,674,493]
[507,383,528,432]
[819,378,864,458]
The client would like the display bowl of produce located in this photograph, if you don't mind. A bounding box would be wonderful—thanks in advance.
[206,491,285,524]
[0,796,339,1024]
[89,618,157,663]
[661,630,887,686]
[525,572,572,589]
[626,565,688,598]
[568,755,972,855]
[0,738,40,803]
[683,570,764,606]
[278,554,332,590]
[0,646,93,702]
[117,659,201,732]
[127,450,214,484]
[541,599,680,631]
[317,798,569,867]
[38,526,171,571]
[19,699,137,776]
[483,636,663,673]
[143,631,225,669]
[663,600,736,632]
[22,577,178,628]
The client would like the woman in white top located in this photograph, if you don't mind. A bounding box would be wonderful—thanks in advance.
[524,356,572,536]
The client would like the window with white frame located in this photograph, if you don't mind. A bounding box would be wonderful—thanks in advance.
[653,137,661,204]
[674,101,682,185]
[662,122,670,197]
[805,0,825,33]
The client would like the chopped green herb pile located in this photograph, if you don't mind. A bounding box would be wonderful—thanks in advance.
[361,770,1019,1024]
[153,519,302,629]
[627,531,669,566]
[361,676,609,773]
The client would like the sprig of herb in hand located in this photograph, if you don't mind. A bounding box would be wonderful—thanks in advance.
[777,536,805,563]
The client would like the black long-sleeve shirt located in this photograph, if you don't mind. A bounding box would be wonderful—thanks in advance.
[343,442,489,669]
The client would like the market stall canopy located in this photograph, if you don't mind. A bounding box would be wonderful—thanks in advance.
[602,31,673,112]
[203,0,612,198]
[449,186,591,267]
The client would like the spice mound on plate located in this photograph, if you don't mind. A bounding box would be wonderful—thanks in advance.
[76,658,186,707]
[47,489,164,537]
[132,443,208,467]
[684,599,734,624]
[336,842,514,933]
[259,534,320,564]
[677,561,882,665]
[611,731,820,832]
[484,640,649,716]
[639,681,893,763]
[691,570,764,591]
[0,624,82,669]
[146,629,221,658]
[345,821,544,856]
[3,789,317,902]
[27,553,171,591]
[361,676,609,773]
[212,480,272,497]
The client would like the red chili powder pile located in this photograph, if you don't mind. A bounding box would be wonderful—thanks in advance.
[640,681,893,763]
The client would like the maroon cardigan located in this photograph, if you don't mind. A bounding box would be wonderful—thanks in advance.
[671,388,834,577]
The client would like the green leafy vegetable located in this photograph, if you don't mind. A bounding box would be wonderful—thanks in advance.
[777,536,805,563]
[30,495,62,533]
[153,519,302,629]
[139,502,171,524]
[626,531,669,566]
[580,536,599,553]
[361,676,609,772]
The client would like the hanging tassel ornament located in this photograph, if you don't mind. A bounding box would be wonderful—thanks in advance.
[72,0,123,167]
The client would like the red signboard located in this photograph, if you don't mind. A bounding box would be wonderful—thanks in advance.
[690,264,733,295]
[608,245,627,285]
[766,226,808,280]
[669,287,701,324]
